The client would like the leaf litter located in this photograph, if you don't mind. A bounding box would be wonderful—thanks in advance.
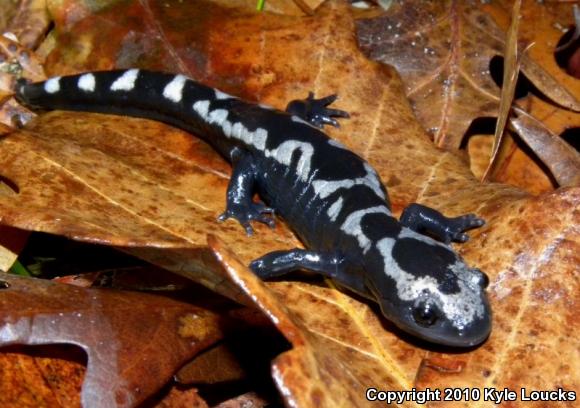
[357,0,580,194]
[0,0,577,406]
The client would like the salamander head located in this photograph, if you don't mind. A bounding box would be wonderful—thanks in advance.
[371,229,491,347]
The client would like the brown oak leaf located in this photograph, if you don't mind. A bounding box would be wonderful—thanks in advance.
[0,272,223,407]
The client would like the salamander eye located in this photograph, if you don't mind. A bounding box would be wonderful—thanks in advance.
[412,300,439,327]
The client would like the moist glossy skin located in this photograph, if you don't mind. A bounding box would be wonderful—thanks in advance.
[16,69,491,347]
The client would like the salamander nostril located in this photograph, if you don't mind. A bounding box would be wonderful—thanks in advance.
[474,269,489,289]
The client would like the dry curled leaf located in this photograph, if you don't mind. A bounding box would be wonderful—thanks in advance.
[482,0,522,182]
[484,0,580,192]
[490,0,580,116]
[357,0,580,194]
[510,109,580,187]
[356,0,580,142]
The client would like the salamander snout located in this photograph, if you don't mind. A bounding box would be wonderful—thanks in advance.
[404,291,492,347]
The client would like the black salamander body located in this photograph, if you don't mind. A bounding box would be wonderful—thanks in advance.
[17,70,491,347]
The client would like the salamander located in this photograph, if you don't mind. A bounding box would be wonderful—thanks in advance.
[16,69,491,347]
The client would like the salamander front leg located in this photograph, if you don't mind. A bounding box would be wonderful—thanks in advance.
[400,203,485,244]
[250,249,371,297]
[286,92,350,128]
[217,148,275,235]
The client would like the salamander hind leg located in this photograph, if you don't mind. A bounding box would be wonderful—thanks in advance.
[400,203,485,244]
[285,92,350,128]
[250,249,343,278]
[250,249,371,297]
[217,148,275,236]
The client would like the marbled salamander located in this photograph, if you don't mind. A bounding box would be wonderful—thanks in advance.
[16,70,491,347]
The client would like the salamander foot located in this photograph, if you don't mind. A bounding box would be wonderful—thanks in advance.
[286,92,350,128]
[218,202,275,236]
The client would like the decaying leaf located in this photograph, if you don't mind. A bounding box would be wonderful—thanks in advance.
[357,0,580,149]
[357,0,580,197]
[1,0,51,49]
[494,0,580,114]
[0,344,85,408]
[482,0,580,194]
[0,1,577,407]
[0,272,223,408]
